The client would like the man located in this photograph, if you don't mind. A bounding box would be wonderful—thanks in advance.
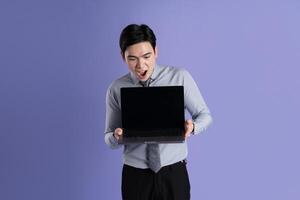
[104,24,212,200]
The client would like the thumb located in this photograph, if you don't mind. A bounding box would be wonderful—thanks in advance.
[115,128,123,136]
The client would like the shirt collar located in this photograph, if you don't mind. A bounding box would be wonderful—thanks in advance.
[130,64,162,85]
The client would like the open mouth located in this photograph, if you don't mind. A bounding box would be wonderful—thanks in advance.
[137,70,148,79]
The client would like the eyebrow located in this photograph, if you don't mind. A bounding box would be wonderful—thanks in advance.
[127,52,152,59]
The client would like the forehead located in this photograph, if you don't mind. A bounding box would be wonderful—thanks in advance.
[125,42,154,56]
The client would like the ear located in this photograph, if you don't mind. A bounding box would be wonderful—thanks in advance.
[154,46,158,59]
[121,51,126,62]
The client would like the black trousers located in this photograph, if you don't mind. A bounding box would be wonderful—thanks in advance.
[122,160,190,200]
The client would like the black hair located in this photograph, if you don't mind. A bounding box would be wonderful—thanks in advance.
[119,24,156,57]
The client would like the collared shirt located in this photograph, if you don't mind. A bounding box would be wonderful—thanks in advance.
[104,65,212,169]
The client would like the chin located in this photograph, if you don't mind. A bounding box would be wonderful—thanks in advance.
[136,75,148,81]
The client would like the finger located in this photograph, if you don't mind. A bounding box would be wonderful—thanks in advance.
[185,132,191,140]
[115,128,123,135]
[186,119,193,124]
[114,128,123,140]
[185,120,193,132]
[185,120,192,127]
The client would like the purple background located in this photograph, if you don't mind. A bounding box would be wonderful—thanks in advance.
[1,0,299,199]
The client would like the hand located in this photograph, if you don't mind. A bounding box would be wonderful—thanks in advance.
[114,128,123,140]
[184,119,194,140]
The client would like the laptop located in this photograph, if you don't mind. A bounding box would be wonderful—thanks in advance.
[119,86,185,144]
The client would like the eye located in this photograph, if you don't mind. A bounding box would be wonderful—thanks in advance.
[128,57,137,61]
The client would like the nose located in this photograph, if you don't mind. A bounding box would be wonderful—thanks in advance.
[136,58,144,69]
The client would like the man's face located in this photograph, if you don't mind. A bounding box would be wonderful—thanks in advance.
[123,41,157,81]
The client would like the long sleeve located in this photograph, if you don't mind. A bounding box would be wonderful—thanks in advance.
[182,70,212,134]
[103,65,212,169]
[104,86,122,149]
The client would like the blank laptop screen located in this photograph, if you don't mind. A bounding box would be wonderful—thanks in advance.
[121,86,185,137]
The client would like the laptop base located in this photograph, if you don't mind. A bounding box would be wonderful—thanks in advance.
[118,136,185,144]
